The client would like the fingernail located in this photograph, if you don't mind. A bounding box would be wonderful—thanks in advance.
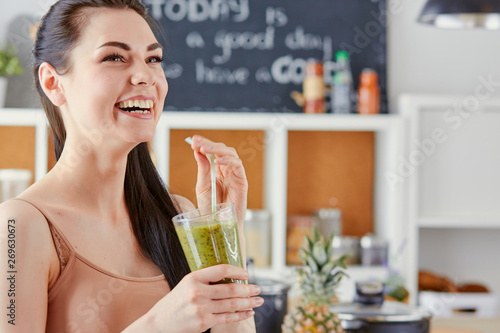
[254,286,261,294]
[255,298,264,306]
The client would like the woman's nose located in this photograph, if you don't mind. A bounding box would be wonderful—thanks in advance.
[131,62,156,86]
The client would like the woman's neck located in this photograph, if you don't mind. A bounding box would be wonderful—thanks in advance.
[48,138,133,223]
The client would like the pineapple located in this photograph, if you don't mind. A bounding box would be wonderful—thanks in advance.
[282,228,347,333]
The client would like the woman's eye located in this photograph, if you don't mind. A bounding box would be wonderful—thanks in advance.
[147,56,164,64]
[103,54,125,62]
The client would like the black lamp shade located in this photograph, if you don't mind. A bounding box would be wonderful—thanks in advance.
[418,0,500,29]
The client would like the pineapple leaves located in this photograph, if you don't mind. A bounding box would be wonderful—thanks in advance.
[295,226,350,307]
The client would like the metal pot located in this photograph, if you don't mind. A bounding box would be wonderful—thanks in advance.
[330,281,431,333]
[331,300,431,333]
[253,279,290,333]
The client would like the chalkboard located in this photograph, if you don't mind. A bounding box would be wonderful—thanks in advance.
[144,0,387,113]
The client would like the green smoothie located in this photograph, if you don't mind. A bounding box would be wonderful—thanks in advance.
[176,220,245,284]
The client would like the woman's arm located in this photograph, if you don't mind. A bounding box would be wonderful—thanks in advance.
[0,200,59,332]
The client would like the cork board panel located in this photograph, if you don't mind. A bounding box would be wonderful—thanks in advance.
[168,129,264,209]
[287,131,374,237]
[0,126,36,184]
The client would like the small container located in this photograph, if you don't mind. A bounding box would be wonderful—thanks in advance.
[253,279,290,333]
[302,59,326,114]
[0,169,32,202]
[332,50,354,114]
[357,68,380,115]
[360,234,388,266]
[244,209,271,267]
[286,216,314,265]
[313,208,342,240]
[332,236,360,265]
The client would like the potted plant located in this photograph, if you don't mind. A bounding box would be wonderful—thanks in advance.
[0,45,24,107]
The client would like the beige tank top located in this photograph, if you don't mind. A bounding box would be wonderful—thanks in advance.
[15,199,170,333]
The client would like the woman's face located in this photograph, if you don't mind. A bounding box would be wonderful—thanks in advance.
[59,8,167,147]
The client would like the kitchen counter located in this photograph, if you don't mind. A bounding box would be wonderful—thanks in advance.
[431,317,500,333]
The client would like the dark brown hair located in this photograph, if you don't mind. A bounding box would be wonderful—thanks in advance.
[33,0,191,290]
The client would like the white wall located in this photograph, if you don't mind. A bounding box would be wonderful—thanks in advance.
[0,0,56,108]
[388,0,500,111]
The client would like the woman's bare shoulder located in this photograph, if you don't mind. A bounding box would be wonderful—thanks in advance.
[171,194,196,213]
[0,198,59,270]
[0,198,60,331]
[0,198,48,226]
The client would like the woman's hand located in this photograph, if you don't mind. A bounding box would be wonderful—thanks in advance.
[189,135,248,224]
[146,265,262,333]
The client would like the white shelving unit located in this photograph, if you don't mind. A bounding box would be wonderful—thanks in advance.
[400,94,500,313]
[1,108,406,301]
[155,111,405,301]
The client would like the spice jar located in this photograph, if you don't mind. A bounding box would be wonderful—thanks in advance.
[302,59,326,114]
[286,216,314,265]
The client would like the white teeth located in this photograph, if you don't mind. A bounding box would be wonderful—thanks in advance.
[117,99,154,109]
[129,110,151,114]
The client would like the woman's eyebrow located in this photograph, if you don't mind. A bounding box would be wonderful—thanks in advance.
[97,41,163,51]
[147,42,163,51]
[98,41,130,50]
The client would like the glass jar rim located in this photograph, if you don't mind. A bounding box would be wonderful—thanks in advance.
[172,202,235,224]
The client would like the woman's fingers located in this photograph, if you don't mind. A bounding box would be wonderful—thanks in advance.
[212,310,255,326]
[192,135,238,158]
[191,264,249,284]
[207,282,261,299]
[211,296,264,314]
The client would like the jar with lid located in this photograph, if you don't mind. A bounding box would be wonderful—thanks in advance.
[244,210,271,267]
[360,233,388,266]
[286,216,314,265]
[331,236,360,265]
[313,208,342,240]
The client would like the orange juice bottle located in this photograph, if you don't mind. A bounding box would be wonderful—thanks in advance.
[358,68,380,114]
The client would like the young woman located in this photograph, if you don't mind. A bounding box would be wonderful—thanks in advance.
[0,0,261,332]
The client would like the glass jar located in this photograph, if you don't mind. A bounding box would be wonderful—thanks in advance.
[244,209,271,267]
[313,208,342,240]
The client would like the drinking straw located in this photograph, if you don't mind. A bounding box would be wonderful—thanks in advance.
[185,137,216,214]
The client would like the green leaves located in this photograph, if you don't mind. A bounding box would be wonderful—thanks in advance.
[296,226,349,306]
[0,46,24,77]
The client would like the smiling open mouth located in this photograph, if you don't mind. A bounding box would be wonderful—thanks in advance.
[116,100,153,114]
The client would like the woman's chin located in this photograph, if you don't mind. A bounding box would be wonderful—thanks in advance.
[130,131,155,145]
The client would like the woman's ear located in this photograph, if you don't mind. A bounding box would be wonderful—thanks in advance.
[39,62,66,106]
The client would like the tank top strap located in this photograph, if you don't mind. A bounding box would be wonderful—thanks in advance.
[11,198,74,272]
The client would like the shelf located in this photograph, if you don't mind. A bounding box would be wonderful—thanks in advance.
[253,265,388,302]
[418,217,500,229]
[254,265,388,282]
[160,111,399,131]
